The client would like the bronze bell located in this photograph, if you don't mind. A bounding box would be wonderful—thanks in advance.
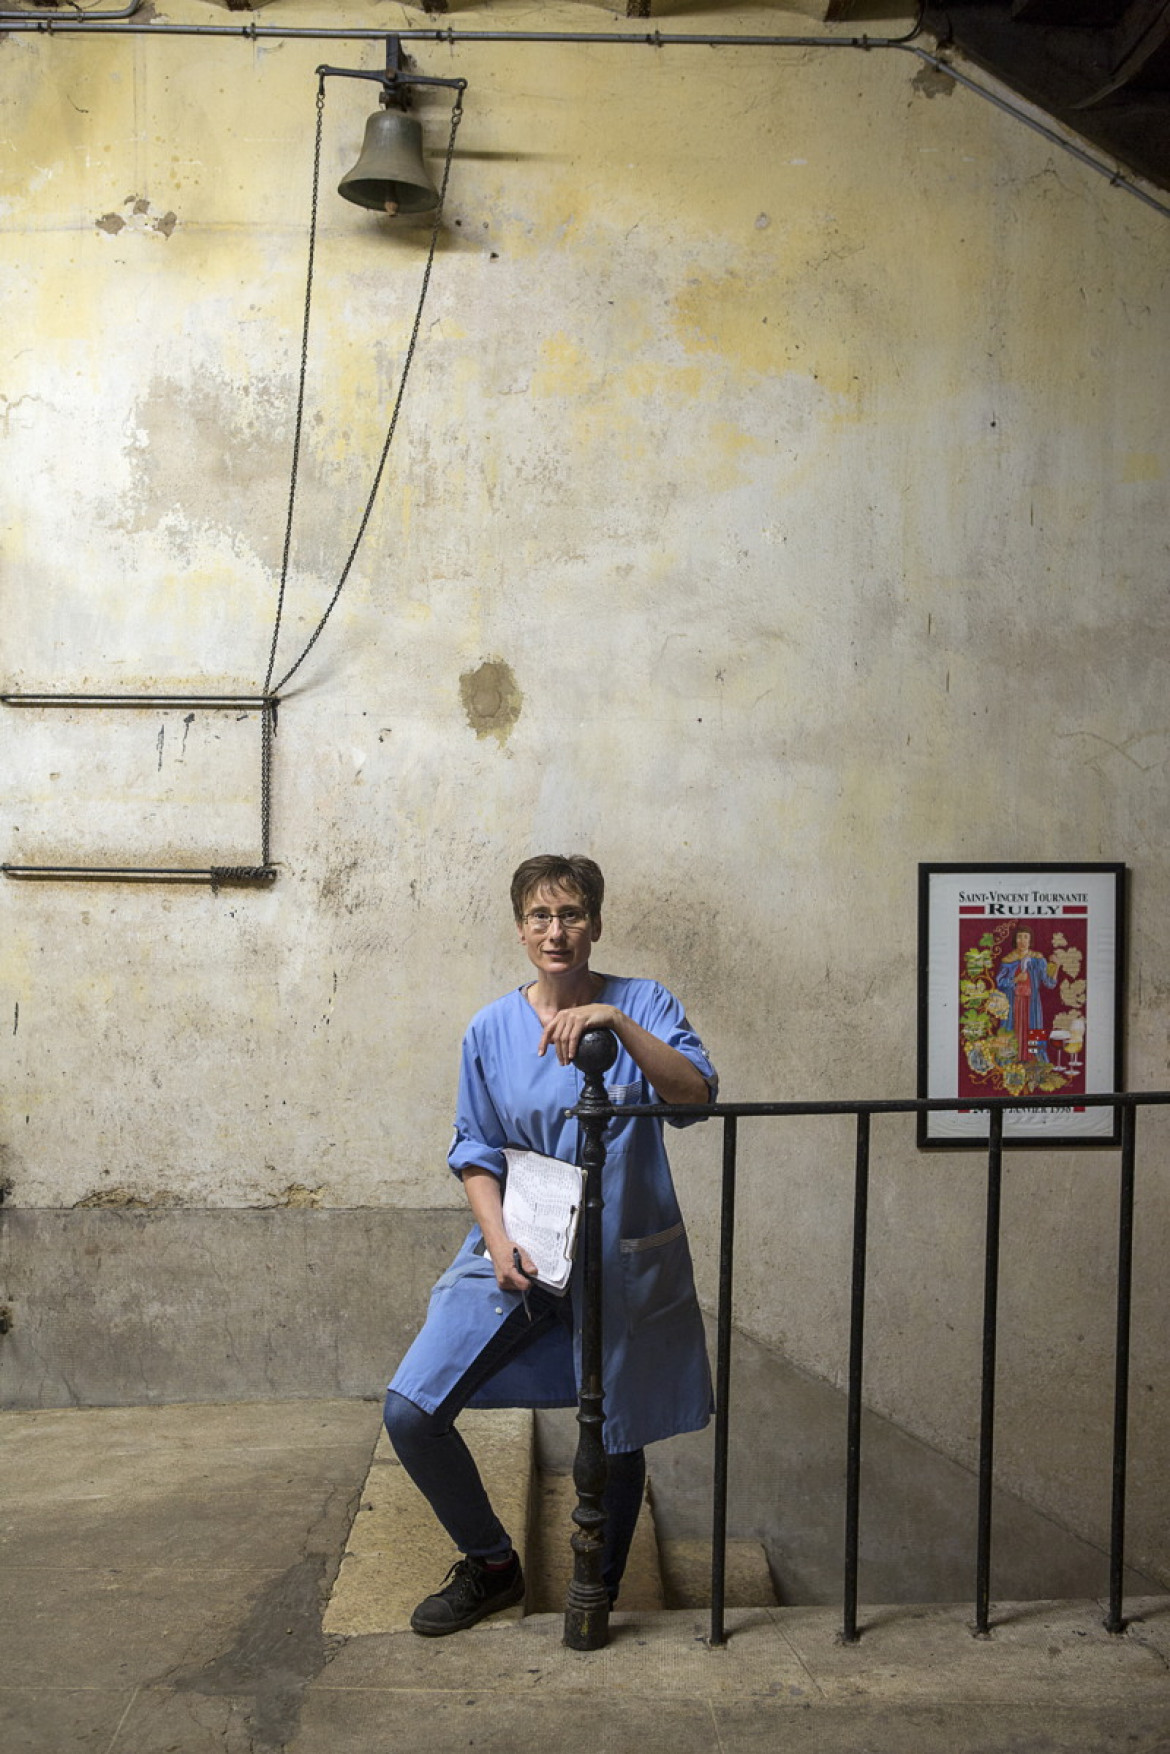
[338,109,439,216]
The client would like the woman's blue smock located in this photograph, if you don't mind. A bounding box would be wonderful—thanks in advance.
[389,976,717,1454]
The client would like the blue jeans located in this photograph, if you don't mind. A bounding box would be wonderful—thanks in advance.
[384,1287,646,1602]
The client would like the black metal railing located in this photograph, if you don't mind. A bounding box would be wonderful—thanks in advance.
[564,1029,1167,1651]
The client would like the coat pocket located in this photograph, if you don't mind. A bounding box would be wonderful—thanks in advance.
[430,1252,502,1298]
[605,1081,642,1105]
[619,1221,693,1337]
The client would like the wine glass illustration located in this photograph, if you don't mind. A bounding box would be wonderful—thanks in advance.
[1065,1020,1085,1072]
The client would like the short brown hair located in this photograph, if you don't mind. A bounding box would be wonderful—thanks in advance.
[510,854,605,923]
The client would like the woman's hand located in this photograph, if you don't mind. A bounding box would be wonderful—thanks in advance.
[461,1165,539,1293]
[539,1005,712,1106]
[537,1003,621,1066]
[488,1241,539,1295]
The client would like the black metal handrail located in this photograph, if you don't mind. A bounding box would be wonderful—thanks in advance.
[566,1030,1168,1650]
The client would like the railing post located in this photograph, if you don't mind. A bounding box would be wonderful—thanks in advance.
[842,1108,871,1643]
[974,1105,1004,1637]
[564,1026,618,1651]
[709,1114,738,1648]
[1106,1100,1137,1634]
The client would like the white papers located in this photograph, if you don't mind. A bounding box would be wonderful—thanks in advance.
[501,1148,584,1295]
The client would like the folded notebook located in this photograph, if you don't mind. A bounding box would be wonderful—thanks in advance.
[501,1147,585,1294]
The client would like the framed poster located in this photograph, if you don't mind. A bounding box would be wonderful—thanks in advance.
[918,863,1126,1149]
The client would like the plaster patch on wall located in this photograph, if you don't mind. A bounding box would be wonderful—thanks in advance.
[95,196,178,238]
[912,65,957,100]
[460,658,523,745]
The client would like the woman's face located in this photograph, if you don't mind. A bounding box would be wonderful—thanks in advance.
[516,882,600,980]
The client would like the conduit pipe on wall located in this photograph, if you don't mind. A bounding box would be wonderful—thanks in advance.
[0,0,921,41]
[904,44,1170,219]
[0,13,1166,219]
[0,17,917,46]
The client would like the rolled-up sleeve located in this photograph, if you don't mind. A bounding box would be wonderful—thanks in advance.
[447,1029,509,1181]
[643,983,718,1125]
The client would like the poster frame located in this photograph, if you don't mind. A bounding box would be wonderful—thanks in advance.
[917,862,1127,1150]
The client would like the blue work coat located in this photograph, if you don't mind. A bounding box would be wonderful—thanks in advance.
[389,976,717,1453]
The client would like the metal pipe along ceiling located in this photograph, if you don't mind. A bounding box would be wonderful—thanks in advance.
[0,7,1165,218]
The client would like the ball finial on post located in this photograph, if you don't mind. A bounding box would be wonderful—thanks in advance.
[575,1026,619,1082]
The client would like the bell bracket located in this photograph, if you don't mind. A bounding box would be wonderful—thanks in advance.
[318,35,467,110]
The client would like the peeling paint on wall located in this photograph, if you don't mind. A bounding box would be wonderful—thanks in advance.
[268,1183,326,1209]
[74,1186,182,1209]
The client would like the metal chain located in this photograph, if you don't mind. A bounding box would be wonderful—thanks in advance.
[270,92,464,696]
[263,79,326,698]
[210,866,279,892]
[259,695,276,866]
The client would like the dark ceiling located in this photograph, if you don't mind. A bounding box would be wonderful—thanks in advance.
[916,1,1170,193]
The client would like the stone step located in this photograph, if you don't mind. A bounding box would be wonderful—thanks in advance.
[323,1408,534,1637]
[525,1469,665,1612]
[323,1408,771,1634]
[658,1536,780,1609]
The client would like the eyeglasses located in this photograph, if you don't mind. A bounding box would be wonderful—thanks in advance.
[522,908,591,932]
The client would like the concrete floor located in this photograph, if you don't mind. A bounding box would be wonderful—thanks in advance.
[2,1398,1168,1754]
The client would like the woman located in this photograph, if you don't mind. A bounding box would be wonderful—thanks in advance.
[385,853,717,1636]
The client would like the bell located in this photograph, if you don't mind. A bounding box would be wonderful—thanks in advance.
[338,109,440,216]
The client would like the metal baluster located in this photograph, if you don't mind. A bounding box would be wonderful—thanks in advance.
[709,1114,738,1647]
[1106,1101,1136,1634]
[564,1027,618,1651]
[842,1109,871,1643]
[975,1105,1004,1637]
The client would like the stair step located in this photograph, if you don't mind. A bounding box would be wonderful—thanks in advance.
[525,1469,665,1612]
[323,1410,771,1633]
[659,1537,779,1608]
[323,1408,534,1637]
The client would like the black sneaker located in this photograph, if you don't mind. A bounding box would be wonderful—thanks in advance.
[410,1552,525,1637]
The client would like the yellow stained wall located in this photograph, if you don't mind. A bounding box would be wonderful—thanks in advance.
[1,4,1168,1580]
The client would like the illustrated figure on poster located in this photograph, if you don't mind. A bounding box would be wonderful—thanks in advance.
[996,928,1058,1063]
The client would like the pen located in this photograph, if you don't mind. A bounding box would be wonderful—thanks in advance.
[513,1247,535,1321]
